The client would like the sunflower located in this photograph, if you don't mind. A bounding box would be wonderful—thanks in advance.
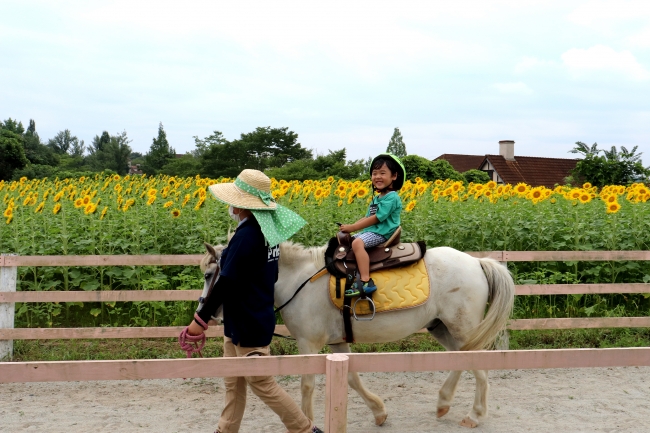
[3,207,12,218]
[171,208,181,218]
[356,187,368,198]
[337,200,343,207]
[100,206,108,220]
[474,184,485,192]
[582,182,592,189]
[579,193,591,204]
[606,195,617,203]
[74,198,84,208]
[113,175,120,181]
[434,179,443,186]
[405,200,417,212]
[5,215,12,224]
[35,201,45,213]
[529,188,543,200]
[486,181,497,189]
[314,188,324,199]
[514,183,528,194]
[148,189,158,197]
[606,202,621,214]
[84,203,97,215]
[82,195,91,205]
[146,196,156,206]
[550,198,557,204]
[569,189,581,200]
[53,191,64,202]
[163,200,174,208]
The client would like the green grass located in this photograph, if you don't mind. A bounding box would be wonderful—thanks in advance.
[11,328,650,362]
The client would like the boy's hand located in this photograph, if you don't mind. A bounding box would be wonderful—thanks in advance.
[339,224,354,233]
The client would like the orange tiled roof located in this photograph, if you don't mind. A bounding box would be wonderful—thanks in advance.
[434,154,486,173]
[482,155,578,188]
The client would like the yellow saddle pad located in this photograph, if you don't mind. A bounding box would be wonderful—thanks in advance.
[328,259,430,316]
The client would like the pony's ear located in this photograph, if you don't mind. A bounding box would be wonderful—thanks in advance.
[204,242,217,259]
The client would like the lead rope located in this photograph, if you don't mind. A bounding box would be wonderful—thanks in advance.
[178,327,206,358]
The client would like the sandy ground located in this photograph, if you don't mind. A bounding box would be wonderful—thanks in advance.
[1,367,649,433]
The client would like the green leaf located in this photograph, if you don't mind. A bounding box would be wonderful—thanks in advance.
[80,281,100,291]
[89,308,102,317]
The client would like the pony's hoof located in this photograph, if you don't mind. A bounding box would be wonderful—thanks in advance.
[436,406,450,418]
[459,416,478,428]
[374,413,388,426]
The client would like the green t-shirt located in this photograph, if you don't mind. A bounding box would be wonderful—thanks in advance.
[361,191,402,238]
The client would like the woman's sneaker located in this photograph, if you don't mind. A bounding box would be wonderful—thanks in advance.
[312,427,324,433]
[344,278,377,297]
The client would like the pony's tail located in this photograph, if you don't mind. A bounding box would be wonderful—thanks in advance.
[460,258,515,351]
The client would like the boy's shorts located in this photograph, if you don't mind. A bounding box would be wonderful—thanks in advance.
[352,232,387,248]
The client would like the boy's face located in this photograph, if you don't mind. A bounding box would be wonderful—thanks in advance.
[371,163,397,190]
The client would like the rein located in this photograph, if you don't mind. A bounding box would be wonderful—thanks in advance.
[272,265,327,340]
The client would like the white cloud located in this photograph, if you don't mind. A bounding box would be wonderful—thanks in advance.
[493,82,533,95]
[514,57,557,74]
[561,45,650,80]
[566,1,650,32]
[628,27,650,47]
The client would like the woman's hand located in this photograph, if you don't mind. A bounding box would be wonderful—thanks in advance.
[186,320,206,336]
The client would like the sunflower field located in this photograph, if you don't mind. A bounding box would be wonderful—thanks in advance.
[2,174,650,329]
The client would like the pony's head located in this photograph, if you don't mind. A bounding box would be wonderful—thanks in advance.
[199,242,226,324]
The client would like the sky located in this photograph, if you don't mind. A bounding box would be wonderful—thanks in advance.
[2,0,650,163]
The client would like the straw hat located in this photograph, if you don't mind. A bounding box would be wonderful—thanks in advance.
[208,169,277,210]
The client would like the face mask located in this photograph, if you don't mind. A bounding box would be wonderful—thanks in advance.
[228,206,240,222]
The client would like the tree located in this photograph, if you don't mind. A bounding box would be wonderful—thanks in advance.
[160,155,201,177]
[266,148,366,180]
[87,131,132,175]
[0,129,29,180]
[197,127,312,178]
[141,122,175,174]
[386,127,407,158]
[569,142,650,186]
[401,155,464,182]
[47,129,80,155]
[462,169,491,184]
[20,119,59,166]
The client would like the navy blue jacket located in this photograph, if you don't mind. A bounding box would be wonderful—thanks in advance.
[196,217,280,347]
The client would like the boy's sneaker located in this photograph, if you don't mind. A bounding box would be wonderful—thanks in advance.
[344,278,377,297]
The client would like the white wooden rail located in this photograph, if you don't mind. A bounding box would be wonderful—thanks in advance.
[1,348,650,432]
[1,251,649,355]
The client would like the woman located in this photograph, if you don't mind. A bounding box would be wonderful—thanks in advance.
[182,169,322,433]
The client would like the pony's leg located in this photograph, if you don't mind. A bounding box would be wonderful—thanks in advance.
[437,370,462,418]
[459,369,489,428]
[330,342,388,426]
[429,319,490,428]
[297,339,322,421]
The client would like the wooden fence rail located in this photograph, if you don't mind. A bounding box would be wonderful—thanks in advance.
[1,251,649,355]
[2,347,650,432]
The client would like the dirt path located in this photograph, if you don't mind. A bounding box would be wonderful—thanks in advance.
[1,367,649,432]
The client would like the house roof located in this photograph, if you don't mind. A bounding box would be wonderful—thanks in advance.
[434,154,486,173]
[482,155,579,188]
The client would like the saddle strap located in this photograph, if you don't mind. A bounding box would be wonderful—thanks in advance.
[343,296,354,343]
[335,277,341,299]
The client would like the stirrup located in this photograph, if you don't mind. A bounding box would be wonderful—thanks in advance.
[352,296,376,321]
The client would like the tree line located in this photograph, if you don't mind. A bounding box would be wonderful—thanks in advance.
[3,117,644,185]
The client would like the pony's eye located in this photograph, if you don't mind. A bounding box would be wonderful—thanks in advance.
[204,273,212,281]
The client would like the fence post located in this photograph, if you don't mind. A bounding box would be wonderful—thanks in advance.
[0,254,18,361]
[325,353,349,433]
[495,255,510,350]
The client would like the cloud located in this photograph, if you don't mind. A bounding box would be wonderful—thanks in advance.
[628,27,650,47]
[493,82,533,95]
[514,57,557,74]
[561,45,650,80]
[566,1,650,32]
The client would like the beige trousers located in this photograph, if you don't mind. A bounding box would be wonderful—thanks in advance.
[216,337,313,433]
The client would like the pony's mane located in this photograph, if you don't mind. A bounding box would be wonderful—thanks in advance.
[279,241,327,268]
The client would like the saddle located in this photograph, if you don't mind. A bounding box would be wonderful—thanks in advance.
[330,227,426,276]
[324,227,427,342]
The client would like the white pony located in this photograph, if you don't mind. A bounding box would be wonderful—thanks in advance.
[200,241,515,428]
